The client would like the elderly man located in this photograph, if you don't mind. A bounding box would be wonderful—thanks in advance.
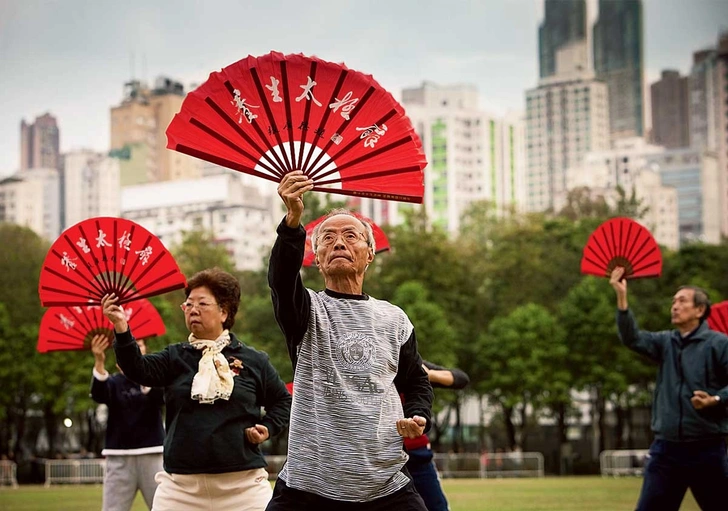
[610,267,728,511]
[266,171,433,511]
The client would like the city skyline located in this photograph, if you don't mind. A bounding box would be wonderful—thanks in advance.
[1,0,727,176]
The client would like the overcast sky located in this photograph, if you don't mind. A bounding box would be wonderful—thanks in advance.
[1,0,726,176]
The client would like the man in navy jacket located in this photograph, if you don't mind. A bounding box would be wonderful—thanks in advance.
[90,334,164,511]
[610,267,728,511]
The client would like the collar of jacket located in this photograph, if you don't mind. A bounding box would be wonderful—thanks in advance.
[675,321,710,346]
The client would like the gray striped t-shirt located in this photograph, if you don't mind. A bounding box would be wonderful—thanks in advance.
[279,289,413,501]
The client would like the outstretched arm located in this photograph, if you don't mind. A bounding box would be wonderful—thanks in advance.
[268,173,316,368]
[422,360,470,389]
[610,268,667,362]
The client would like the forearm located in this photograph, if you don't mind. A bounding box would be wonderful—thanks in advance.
[93,358,107,376]
[113,329,170,387]
[428,369,454,387]
[268,219,310,356]
[395,333,434,432]
[616,291,628,311]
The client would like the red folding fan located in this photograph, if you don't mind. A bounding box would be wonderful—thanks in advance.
[39,217,187,307]
[707,301,728,335]
[580,217,662,279]
[302,212,391,267]
[166,51,426,203]
[37,298,166,353]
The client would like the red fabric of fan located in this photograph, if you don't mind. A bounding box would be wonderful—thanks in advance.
[581,217,662,279]
[302,212,391,267]
[39,217,187,306]
[707,301,728,335]
[166,51,426,203]
[37,299,166,353]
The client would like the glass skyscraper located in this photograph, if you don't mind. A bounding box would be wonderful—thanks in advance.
[593,0,644,138]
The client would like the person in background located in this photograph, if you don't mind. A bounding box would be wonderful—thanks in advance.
[90,333,164,511]
[103,267,291,511]
[610,266,728,511]
[405,361,469,511]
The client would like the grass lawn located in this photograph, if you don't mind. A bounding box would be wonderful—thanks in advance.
[0,477,701,511]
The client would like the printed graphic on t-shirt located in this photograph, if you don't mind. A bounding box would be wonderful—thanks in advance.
[335,332,375,371]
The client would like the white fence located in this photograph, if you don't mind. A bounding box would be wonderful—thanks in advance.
[599,449,650,477]
[0,460,18,488]
[44,459,106,486]
[435,452,545,479]
[40,452,544,487]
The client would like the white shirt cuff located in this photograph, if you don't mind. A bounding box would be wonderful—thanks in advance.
[93,367,110,381]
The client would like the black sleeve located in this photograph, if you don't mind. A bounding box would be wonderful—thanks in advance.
[259,356,293,438]
[113,329,173,387]
[268,217,311,368]
[394,330,433,433]
[422,360,471,390]
[90,375,111,404]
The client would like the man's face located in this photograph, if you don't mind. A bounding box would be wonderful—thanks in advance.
[671,288,704,327]
[315,215,374,278]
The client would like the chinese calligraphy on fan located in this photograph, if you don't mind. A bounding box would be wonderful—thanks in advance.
[356,124,388,148]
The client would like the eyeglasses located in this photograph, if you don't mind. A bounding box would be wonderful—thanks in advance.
[317,230,368,247]
[180,301,220,313]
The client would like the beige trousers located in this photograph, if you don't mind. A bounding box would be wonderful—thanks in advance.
[151,467,273,511]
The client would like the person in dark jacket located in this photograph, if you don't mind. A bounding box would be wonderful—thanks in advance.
[90,333,164,511]
[102,268,291,511]
[405,361,469,511]
[266,171,433,511]
[610,266,728,511]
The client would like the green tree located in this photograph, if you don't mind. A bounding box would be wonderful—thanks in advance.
[476,304,566,450]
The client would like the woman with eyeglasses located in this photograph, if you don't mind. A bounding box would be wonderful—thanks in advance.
[101,267,292,511]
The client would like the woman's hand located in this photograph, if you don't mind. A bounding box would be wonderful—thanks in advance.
[245,424,270,444]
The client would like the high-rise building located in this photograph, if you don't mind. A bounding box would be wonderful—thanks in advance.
[525,40,611,212]
[61,150,121,229]
[363,82,526,234]
[559,138,679,249]
[593,0,644,139]
[646,148,721,244]
[689,32,728,237]
[20,113,60,171]
[650,70,690,149]
[121,173,277,271]
[111,77,200,185]
[0,168,60,240]
[539,0,587,79]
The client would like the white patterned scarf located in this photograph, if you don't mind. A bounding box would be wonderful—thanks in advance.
[189,330,234,404]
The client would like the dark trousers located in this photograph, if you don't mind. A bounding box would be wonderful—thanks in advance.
[265,476,428,511]
[406,446,450,511]
[636,438,728,511]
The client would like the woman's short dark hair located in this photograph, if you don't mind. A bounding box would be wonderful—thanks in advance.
[678,285,711,320]
[185,268,240,330]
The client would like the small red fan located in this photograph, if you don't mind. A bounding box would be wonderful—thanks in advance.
[39,217,187,306]
[166,51,426,203]
[302,212,391,267]
[707,301,728,335]
[37,298,166,353]
[581,217,662,279]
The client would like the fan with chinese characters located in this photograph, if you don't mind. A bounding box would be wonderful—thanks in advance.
[38,217,187,306]
[166,51,426,203]
[580,217,663,279]
[302,212,391,267]
[37,298,165,353]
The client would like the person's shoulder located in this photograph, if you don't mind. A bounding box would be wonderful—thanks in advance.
[369,296,407,316]
[229,334,272,363]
